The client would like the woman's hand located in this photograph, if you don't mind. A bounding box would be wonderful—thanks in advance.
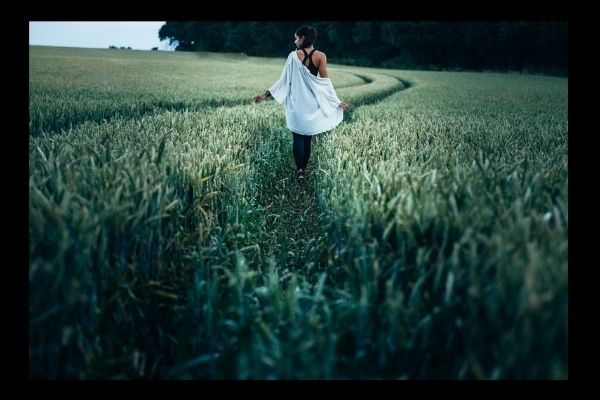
[253,93,268,103]
[339,102,350,112]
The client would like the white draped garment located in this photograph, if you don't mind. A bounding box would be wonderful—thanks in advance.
[268,51,344,136]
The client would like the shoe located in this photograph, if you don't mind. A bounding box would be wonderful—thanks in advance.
[296,169,306,183]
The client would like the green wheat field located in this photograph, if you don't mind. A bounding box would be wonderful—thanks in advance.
[29,45,568,379]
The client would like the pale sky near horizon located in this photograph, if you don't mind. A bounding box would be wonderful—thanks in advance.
[29,21,175,51]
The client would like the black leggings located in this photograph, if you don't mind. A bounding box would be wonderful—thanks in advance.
[292,132,313,170]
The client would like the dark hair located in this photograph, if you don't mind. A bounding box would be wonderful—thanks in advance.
[295,25,317,49]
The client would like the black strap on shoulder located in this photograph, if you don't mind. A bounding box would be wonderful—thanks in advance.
[301,48,318,71]
[308,49,317,67]
[301,48,309,66]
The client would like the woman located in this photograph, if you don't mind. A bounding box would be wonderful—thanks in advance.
[253,25,350,183]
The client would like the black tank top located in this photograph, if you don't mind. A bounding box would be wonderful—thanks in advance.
[301,48,319,76]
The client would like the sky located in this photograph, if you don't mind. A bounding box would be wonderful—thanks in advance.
[29,21,175,51]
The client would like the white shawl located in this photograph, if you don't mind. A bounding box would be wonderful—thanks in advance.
[268,51,344,136]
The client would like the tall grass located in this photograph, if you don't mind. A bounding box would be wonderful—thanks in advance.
[29,47,567,379]
[29,46,364,136]
[314,70,567,378]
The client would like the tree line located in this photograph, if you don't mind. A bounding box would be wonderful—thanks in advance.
[158,21,567,76]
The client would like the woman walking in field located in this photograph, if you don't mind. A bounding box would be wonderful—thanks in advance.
[253,25,350,183]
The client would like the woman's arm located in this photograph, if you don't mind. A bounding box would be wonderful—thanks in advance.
[253,90,271,103]
[255,55,292,104]
[318,52,349,111]
[317,52,328,78]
